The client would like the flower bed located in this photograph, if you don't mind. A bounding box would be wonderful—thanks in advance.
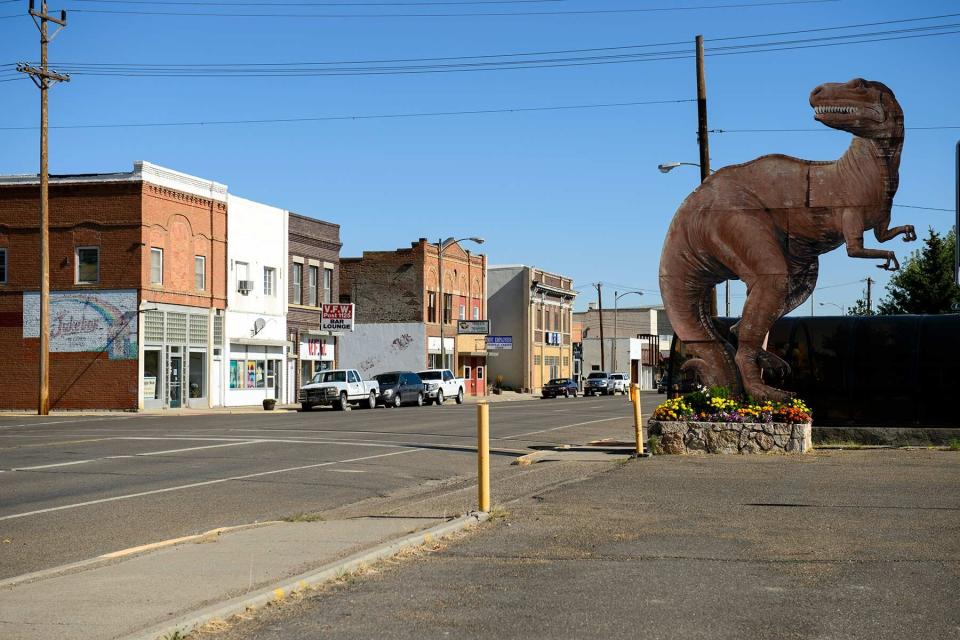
[650,388,812,455]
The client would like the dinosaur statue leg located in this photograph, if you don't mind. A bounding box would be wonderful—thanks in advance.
[660,274,741,393]
[715,226,794,401]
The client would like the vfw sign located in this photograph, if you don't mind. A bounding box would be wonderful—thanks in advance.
[321,303,355,332]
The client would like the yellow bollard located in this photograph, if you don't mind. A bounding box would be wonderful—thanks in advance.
[631,384,644,456]
[477,402,490,512]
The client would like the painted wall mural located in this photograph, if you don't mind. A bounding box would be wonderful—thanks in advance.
[23,290,138,360]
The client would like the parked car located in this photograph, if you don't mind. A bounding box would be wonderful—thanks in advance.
[584,371,615,396]
[609,373,630,395]
[542,378,578,399]
[417,369,465,405]
[299,369,379,411]
[373,371,427,408]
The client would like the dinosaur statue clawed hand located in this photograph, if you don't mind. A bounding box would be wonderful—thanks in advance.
[659,78,912,401]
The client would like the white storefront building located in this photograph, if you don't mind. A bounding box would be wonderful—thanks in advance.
[221,195,289,406]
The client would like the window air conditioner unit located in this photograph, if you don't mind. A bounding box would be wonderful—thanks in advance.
[237,280,254,294]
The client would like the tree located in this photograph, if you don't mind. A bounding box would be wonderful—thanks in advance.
[847,297,873,316]
[877,228,960,314]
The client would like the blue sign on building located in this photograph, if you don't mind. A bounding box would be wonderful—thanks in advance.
[485,336,513,350]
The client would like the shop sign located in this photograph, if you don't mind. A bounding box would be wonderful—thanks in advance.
[457,320,489,335]
[486,336,513,350]
[23,290,138,360]
[321,303,354,332]
[300,337,335,361]
[143,377,157,398]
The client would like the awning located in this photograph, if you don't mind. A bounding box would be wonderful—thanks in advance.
[230,338,292,348]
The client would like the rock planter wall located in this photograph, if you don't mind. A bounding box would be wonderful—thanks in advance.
[649,421,812,455]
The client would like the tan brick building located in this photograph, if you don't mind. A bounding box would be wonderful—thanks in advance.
[339,238,488,395]
[487,265,576,393]
[0,162,227,410]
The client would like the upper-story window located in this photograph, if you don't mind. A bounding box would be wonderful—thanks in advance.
[263,267,276,297]
[236,261,250,293]
[0,248,7,284]
[427,291,437,323]
[323,268,333,304]
[150,248,163,285]
[472,304,480,320]
[195,255,206,291]
[292,263,302,304]
[76,247,99,284]
[443,293,453,324]
[308,265,318,306]
[459,304,466,320]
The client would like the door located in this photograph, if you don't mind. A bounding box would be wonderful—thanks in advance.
[347,370,361,399]
[475,363,485,396]
[463,366,472,395]
[266,360,278,400]
[169,355,182,409]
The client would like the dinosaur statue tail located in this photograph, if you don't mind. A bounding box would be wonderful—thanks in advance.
[660,274,742,395]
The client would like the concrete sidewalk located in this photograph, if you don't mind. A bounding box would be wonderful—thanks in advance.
[208,449,960,640]
[0,515,481,640]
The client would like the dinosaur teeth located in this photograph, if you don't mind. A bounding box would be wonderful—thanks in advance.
[814,105,858,115]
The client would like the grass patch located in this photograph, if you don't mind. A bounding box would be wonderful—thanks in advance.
[281,512,325,523]
[647,435,661,455]
[948,439,960,451]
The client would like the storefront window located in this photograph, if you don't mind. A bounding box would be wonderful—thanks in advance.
[230,360,240,389]
[189,352,205,398]
[144,350,161,400]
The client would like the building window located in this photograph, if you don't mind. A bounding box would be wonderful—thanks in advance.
[235,261,250,293]
[443,293,453,324]
[472,304,480,320]
[459,304,466,320]
[195,256,205,291]
[536,305,543,330]
[323,268,332,304]
[150,248,163,285]
[292,263,302,304]
[427,291,437,323]
[75,246,99,284]
[264,267,276,297]
[308,265,318,306]
[0,248,6,284]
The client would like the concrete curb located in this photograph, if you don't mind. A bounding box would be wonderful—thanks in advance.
[126,511,490,640]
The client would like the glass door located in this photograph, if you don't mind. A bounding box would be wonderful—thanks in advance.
[169,354,183,408]
[188,351,206,407]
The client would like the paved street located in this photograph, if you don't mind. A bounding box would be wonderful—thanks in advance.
[209,449,960,640]
[0,394,651,581]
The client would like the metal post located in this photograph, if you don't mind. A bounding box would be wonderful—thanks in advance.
[631,383,644,455]
[596,283,605,370]
[477,402,490,512]
[18,1,69,415]
[437,239,445,370]
[613,291,618,374]
[724,281,730,316]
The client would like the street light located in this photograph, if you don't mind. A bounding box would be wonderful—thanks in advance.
[437,236,485,371]
[613,290,644,374]
[658,161,704,174]
[819,302,846,315]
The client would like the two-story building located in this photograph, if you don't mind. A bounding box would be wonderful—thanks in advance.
[0,161,227,410]
[286,213,341,402]
[487,265,576,393]
[338,238,488,395]
[221,195,288,407]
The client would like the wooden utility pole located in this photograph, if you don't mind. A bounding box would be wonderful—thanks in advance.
[865,277,873,314]
[18,0,69,415]
[695,34,719,317]
[595,283,605,371]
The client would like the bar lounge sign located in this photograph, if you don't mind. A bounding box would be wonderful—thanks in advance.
[321,303,355,332]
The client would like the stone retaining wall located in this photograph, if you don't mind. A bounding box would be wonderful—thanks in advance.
[649,421,812,454]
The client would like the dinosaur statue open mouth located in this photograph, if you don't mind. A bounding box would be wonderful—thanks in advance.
[813,105,859,115]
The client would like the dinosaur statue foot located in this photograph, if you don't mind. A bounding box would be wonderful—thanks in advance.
[757,349,791,377]
[681,347,741,393]
[742,380,794,403]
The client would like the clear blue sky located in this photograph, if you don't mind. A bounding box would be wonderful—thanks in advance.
[2,0,957,314]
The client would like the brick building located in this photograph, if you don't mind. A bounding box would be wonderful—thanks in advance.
[338,238,488,395]
[285,213,342,402]
[0,161,227,410]
[487,265,576,393]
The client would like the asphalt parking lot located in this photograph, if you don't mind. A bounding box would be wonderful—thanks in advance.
[0,393,651,580]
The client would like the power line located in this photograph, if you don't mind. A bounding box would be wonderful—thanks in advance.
[69,0,569,4]
[29,0,839,19]
[894,204,954,212]
[0,97,695,130]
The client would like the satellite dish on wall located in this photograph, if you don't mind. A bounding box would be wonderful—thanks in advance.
[253,318,266,336]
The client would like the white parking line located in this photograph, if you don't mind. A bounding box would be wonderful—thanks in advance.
[502,416,627,440]
[0,448,423,521]
[4,441,266,472]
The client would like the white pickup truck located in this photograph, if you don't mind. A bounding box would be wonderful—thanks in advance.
[417,369,465,405]
[299,369,380,411]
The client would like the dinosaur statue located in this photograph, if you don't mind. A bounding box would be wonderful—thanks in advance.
[659,78,914,401]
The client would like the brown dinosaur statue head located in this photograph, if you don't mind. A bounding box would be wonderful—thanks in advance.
[809,78,903,139]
